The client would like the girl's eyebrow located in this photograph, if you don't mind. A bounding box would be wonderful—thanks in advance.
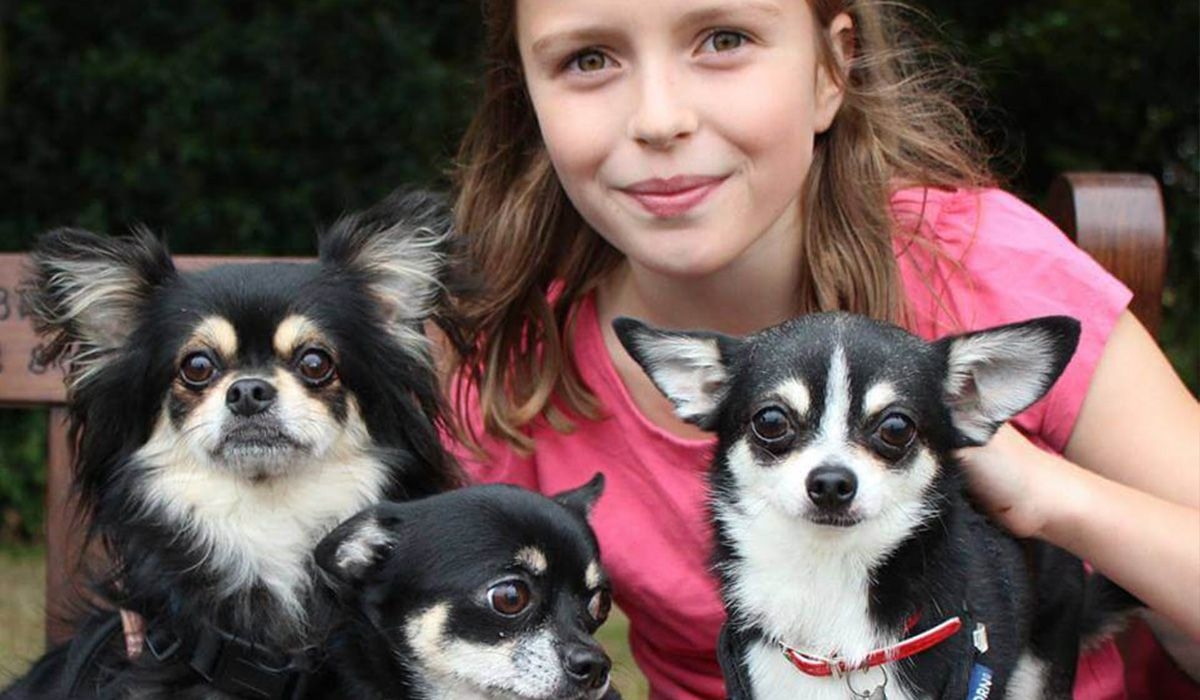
[677,0,783,29]
[529,27,620,60]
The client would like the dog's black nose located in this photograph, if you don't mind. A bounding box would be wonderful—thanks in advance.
[225,378,277,416]
[564,645,611,690]
[806,465,857,508]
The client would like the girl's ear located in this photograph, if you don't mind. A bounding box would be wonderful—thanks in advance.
[814,12,855,134]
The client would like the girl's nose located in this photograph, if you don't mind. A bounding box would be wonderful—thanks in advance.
[627,63,698,149]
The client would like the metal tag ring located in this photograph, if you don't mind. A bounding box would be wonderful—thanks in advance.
[846,664,888,699]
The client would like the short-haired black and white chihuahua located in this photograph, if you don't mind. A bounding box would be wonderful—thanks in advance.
[314,474,620,700]
[615,312,1135,700]
[4,191,464,698]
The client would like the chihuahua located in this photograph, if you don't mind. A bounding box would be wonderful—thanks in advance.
[5,191,463,698]
[314,475,619,700]
[615,312,1134,700]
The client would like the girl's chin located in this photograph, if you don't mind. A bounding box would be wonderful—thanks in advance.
[627,247,739,280]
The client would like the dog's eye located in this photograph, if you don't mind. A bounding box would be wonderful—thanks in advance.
[751,406,793,447]
[487,580,531,617]
[296,348,336,385]
[874,413,916,453]
[179,352,219,388]
[588,589,612,625]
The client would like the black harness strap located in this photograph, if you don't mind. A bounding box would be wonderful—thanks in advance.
[145,620,315,700]
[63,613,124,697]
[717,622,756,700]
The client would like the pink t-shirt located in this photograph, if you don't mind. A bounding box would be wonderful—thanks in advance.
[450,187,1133,699]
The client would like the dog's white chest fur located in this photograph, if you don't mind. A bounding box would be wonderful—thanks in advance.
[720,481,914,651]
[720,498,922,699]
[135,416,391,617]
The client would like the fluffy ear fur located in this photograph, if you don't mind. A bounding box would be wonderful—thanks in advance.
[935,316,1081,445]
[612,317,740,430]
[320,190,450,348]
[553,473,606,521]
[24,227,175,387]
[315,504,402,589]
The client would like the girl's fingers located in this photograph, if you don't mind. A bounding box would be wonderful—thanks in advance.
[120,609,146,660]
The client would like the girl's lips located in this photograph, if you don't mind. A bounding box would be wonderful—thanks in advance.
[620,175,727,218]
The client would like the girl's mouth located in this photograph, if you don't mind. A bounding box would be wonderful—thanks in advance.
[619,175,727,218]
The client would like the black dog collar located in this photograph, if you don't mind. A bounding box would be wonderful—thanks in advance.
[145,620,317,700]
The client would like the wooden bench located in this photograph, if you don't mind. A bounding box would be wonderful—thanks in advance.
[0,173,1168,646]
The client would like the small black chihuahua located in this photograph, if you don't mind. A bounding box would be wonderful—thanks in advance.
[315,475,620,700]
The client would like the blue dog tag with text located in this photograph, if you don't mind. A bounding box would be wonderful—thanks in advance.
[966,663,994,700]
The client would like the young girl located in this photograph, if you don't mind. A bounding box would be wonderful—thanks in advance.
[446,0,1200,698]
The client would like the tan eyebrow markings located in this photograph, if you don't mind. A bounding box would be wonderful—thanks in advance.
[273,315,326,358]
[515,546,548,575]
[585,561,602,589]
[187,316,238,359]
[863,382,897,418]
[776,378,812,418]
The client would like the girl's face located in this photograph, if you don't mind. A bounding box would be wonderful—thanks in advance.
[517,0,847,281]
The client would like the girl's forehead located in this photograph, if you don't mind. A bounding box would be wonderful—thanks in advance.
[515,0,801,43]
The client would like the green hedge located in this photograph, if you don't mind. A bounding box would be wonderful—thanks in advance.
[0,1,481,254]
[0,2,1194,542]
[922,0,1198,387]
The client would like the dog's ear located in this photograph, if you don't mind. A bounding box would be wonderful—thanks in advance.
[554,472,606,520]
[612,317,741,430]
[315,503,404,591]
[320,189,449,341]
[25,227,175,385]
[934,316,1081,445]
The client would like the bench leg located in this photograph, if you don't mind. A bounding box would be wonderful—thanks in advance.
[44,406,78,646]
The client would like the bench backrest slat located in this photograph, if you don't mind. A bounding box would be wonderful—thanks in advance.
[0,254,311,407]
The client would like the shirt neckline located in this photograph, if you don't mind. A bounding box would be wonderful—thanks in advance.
[575,293,717,452]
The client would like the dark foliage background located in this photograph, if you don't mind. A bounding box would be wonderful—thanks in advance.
[0,1,1196,542]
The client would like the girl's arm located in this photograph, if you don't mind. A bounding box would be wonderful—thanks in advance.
[959,311,1200,640]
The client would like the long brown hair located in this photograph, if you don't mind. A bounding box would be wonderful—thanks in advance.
[450,0,992,452]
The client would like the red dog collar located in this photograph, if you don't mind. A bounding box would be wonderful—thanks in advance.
[779,616,963,678]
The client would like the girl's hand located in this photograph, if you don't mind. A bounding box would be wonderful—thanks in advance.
[120,609,145,659]
[959,313,1200,641]
[957,423,1060,539]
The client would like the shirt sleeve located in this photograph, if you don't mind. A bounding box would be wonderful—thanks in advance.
[894,188,1133,453]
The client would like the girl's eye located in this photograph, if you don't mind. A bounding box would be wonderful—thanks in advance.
[296,348,336,385]
[487,580,532,616]
[569,50,609,73]
[180,353,219,388]
[751,406,794,446]
[588,589,612,625]
[702,30,748,53]
[875,413,916,452]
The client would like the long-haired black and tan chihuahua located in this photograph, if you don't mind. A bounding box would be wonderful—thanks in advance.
[5,191,464,698]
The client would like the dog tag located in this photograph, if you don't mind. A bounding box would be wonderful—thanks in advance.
[847,667,888,700]
[972,623,989,654]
